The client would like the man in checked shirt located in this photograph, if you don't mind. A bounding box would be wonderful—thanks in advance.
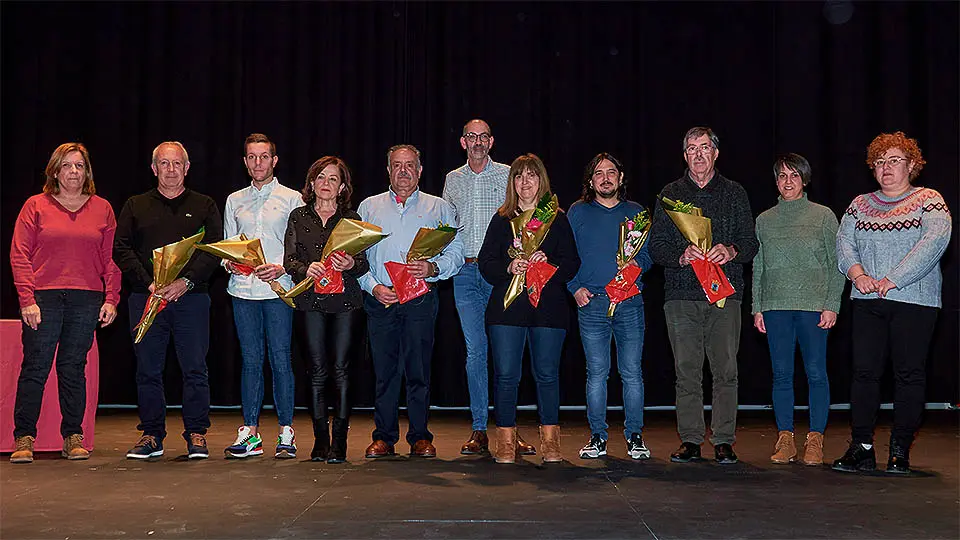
[442,119,536,457]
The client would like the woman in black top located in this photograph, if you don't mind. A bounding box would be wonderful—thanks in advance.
[478,154,580,464]
[284,156,368,463]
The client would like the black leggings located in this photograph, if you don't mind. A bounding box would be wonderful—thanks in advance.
[302,309,365,421]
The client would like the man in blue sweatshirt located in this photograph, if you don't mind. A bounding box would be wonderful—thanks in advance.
[567,153,654,460]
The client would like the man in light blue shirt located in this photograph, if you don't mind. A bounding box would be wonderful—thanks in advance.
[358,144,464,459]
[222,134,304,460]
[442,119,536,456]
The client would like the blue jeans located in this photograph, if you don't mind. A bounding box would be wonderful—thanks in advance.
[452,262,494,431]
[128,292,211,441]
[489,325,565,427]
[578,294,645,441]
[763,310,830,433]
[14,289,101,439]
[364,289,438,446]
[231,297,295,427]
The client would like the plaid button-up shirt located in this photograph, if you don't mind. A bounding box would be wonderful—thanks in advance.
[442,158,510,258]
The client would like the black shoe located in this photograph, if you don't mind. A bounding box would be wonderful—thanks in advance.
[832,442,877,473]
[185,433,209,459]
[311,418,330,462]
[670,442,702,463]
[327,418,348,464]
[714,443,738,464]
[885,437,911,475]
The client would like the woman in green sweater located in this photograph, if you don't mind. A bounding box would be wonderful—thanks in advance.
[752,153,845,466]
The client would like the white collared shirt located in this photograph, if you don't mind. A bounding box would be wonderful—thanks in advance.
[223,177,305,299]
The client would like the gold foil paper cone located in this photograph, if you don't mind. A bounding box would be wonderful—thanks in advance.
[133,229,206,343]
[658,196,726,307]
[405,227,457,262]
[321,219,389,261]
[284,276,316,299]
[195,233,266,268]
[502,194,560,310]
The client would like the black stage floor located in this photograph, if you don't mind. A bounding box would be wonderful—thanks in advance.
[1,409,958,539]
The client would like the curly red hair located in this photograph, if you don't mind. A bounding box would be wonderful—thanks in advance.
[866,131,925,180]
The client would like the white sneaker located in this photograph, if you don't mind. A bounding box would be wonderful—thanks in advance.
[276,426,296,459]
[224,426,263,459]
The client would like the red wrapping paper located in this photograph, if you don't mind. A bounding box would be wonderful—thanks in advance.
[233,263,255,276]
[525,260,558,308]
[314,254,345,294]
[384,261,430,304]
[690,258,735,304]
[604,264,642,307]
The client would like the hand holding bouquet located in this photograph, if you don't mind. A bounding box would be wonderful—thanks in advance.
[133,229,205,343]
[504,193,560,309]
[195,234,296,308]
[658,196,734,306]
[604,209,651,317]
[383,221,458,304]
[285,218,388,299]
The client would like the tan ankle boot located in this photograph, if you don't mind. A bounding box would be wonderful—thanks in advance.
[539,425,562,463]
[802,432,824,466]
[10,435,34,463]
[494,427,517,464]
[770,431,796,464]
[62,434,90,460]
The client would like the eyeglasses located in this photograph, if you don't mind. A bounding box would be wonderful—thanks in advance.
[463,132,491,143]
[873,156,907,168]
[685,144,714,155]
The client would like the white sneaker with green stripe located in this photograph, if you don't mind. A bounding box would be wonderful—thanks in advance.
[224,426,263,459]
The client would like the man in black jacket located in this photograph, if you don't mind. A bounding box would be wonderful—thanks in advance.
[113,141,223,460]
[649,127,758,465]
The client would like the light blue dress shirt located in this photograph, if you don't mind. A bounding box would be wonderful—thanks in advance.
[357,188,465,294]
[223,177,304,299]
[442,158,509,258]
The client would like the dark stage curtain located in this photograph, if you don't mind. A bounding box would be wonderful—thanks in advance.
[2,2,957,410]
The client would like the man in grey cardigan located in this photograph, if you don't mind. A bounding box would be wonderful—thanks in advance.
[649,127,758,464]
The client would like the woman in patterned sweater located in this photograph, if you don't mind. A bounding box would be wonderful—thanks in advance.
[832,132,952,475]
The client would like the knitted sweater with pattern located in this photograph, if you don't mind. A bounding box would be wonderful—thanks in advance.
[836,186,951,308]
[752,194,845,314]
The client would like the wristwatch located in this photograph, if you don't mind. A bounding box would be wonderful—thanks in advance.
[180,276,195,291]
[429,261,440,277]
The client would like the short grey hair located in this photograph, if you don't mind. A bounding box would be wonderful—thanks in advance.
[682,127,719,152]
[152,141,190,165]
[386,144,421,170]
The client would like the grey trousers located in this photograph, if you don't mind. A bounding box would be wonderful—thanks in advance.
[664,299,741,445]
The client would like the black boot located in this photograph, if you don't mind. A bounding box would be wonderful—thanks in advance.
[832,442,876,472]
[886,436,912,474]
[311,417,330,462]
[327,417,349,464]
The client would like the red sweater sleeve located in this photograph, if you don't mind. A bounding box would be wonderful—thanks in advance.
[100,202,122,306]
[10,198,39,307]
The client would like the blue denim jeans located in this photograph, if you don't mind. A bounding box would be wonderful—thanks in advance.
[128,292,211,441]
[763,310,830,433]
[231,297,295,427]
[452,262,494,431]
[489,325,566,428]
[578,294,645,441]
[14,289,101,439]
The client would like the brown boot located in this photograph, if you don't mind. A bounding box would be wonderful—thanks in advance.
[494,427,517,464]
[802,432,824,466]
[516,431,537,455]
[10,436,34,464]
[62,434,90,460]
[539,425,562,463]
[770,430,797,464]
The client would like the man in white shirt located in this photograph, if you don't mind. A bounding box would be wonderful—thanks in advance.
[222,133,304,460]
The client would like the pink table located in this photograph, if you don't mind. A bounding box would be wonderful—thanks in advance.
[0,320,98,452]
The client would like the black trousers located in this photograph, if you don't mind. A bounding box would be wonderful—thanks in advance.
[14,289,101,439]
[302,308,365,423]
[850,299,939,445]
